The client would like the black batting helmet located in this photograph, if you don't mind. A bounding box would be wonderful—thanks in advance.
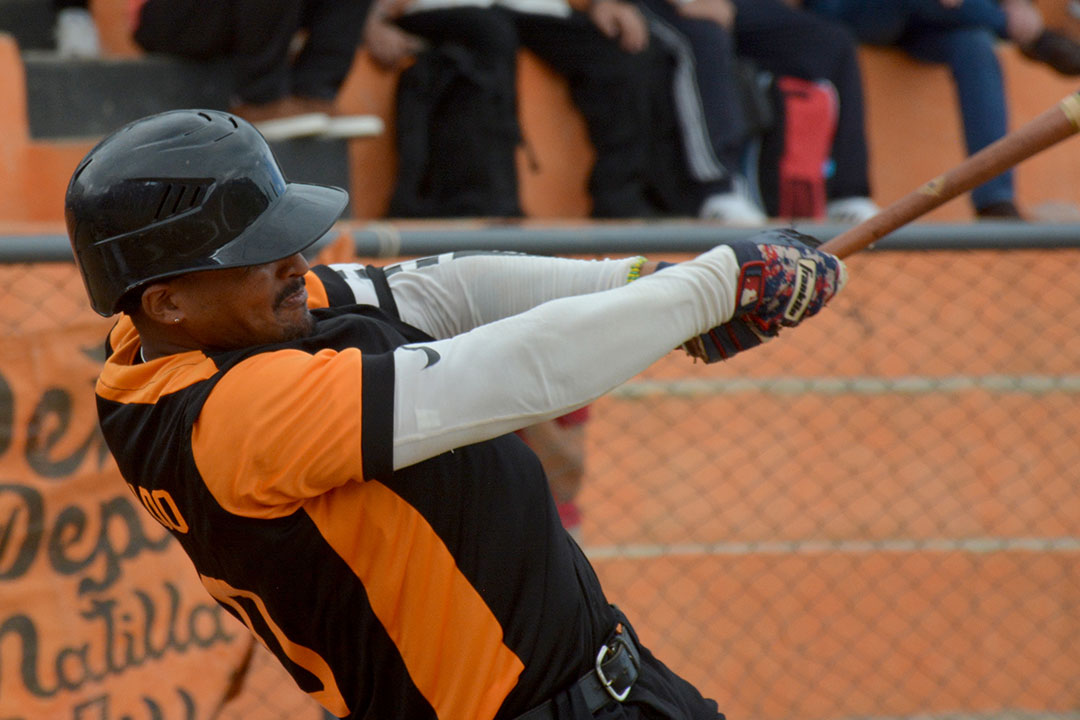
[65,109,349,316]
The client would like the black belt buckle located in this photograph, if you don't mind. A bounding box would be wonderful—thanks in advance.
[594,625,639,703]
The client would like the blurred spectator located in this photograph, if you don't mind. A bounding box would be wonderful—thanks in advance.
[801,0,1080,219]
[637,0,762,222]
[54,0,101,58]
[517,409,590,542]
[365,0,660,218]
[639,0,880,223]
[132,0,382,140]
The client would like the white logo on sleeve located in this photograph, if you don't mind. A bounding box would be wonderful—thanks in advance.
[402,345,441,369]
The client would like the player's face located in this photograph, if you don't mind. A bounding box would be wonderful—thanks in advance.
[169,253,316,350]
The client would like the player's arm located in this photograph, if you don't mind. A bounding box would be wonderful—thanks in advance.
[322,252,653,338]
[198,232,843,493]
[388,235,844,469]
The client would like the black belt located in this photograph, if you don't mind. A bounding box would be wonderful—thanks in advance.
[514,620,641,720]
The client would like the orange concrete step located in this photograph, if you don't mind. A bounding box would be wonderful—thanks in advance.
[0,33,95,223]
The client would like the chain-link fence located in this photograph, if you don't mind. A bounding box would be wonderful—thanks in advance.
[580,247,1079,719]
[2,237,1077,719]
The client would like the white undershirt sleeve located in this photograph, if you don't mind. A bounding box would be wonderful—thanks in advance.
[390,245,742,469]
[329,252,639,338]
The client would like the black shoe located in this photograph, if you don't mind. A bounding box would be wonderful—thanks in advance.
[976,200,1025,220]
[1021,29,1080,76]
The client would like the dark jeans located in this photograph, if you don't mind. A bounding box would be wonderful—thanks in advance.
[134,0,369,104]
[805,0,1014,209]
[638,3,744,199]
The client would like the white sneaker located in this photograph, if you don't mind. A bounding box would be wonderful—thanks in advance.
[254,112,331,141]
[55,8,101,59]
[827,197,879,224]
[322,114,385,139]
[700,181,767,225]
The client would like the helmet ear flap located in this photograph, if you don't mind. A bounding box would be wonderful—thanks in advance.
[65,109,348,316]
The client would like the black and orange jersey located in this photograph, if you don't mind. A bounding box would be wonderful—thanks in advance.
[95,265,616,720]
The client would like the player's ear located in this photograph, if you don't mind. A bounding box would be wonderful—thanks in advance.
[140,282,183,326]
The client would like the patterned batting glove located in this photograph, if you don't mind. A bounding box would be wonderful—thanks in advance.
[661,228,847,363]
[732,227,846,328]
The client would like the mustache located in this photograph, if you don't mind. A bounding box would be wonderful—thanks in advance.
[274,277,306,309]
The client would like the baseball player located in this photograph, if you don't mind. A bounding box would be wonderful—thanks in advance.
[66,109,846,719]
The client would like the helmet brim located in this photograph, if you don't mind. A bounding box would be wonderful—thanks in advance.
[92,181,348,316]
[209,181,349,269]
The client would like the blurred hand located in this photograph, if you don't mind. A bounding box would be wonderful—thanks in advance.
[1002,0,1044,45]
[589,0,650,53]
[938,0,964,7]
[674,0,736,29]
[363,16,425,70]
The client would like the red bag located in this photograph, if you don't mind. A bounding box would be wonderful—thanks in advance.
[758,76,839,220]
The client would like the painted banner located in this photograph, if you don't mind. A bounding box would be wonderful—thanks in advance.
[0,318,325,720]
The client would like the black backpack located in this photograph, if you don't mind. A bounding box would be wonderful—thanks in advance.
[388,44,522,218]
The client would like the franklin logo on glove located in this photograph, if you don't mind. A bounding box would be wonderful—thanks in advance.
[785,258,818,324]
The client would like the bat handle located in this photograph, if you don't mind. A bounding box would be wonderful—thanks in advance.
[820,90,1080,260]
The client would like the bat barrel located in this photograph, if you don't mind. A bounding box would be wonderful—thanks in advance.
[820,90,1080,259]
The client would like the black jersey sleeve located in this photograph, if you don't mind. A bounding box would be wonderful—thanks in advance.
[311,264,358,308]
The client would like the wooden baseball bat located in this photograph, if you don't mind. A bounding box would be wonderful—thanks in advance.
[819,90,1080,260]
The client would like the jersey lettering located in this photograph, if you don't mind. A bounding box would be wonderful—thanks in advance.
[129,483,190,533]
[200,574,349,717]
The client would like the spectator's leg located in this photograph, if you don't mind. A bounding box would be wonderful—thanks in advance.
[820,0,1007,40]
[292,0,373,101]
[899,0,1008,35]
[517,11,657,218]
[396,7,520,137]
[225,0,308,104]
[517,416,587,542]
[811,0,907,43]
[638,0,744,196]
[133,0,232,60]
[395,6,519,82]
[394,8,523,216]
[902,27,1015,213]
